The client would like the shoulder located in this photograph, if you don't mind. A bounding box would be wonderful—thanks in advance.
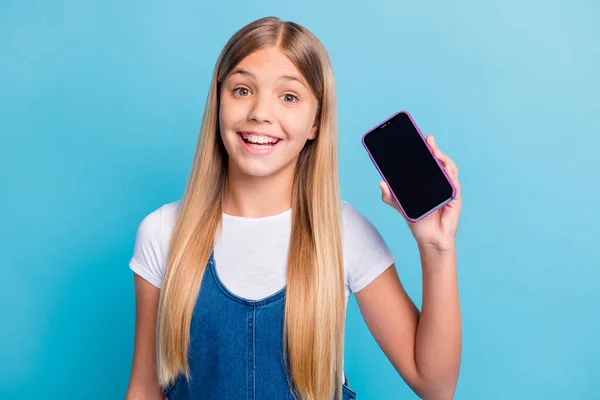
[136,200,180,241]
[340,200,396,293]
[129,200,181,288]
[340,200,364,224]
[340,200,379,238]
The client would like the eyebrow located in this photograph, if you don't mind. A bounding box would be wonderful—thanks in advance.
[228,68,305,86]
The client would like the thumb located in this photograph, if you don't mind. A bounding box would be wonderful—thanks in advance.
[379,181,399,211]
[379,181,388,200]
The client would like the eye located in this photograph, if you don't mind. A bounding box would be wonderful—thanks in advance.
[280,93,299,103]
[233,87,252,97]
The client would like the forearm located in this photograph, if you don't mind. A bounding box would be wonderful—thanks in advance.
[414,245,462,399]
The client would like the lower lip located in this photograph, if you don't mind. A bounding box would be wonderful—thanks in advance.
[237,133,281,155]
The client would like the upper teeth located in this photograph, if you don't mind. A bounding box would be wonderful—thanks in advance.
[241,133,279,144]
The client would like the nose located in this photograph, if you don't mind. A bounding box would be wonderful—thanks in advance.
[248,91,274,124]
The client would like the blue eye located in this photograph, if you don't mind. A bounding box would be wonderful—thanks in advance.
[281,94,299,103]
[233,87,251,96]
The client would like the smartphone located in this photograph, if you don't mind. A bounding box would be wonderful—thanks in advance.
[362,110,456,223]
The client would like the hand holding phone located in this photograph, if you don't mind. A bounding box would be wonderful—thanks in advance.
[362,111,457,223]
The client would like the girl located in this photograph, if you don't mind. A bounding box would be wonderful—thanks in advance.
[126,16,462,400]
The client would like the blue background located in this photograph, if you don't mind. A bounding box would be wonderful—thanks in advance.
[1,1,599,399]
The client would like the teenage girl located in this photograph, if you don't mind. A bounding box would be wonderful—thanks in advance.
[125,16,462,400]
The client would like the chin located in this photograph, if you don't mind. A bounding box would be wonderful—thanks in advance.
[234,160,280,178]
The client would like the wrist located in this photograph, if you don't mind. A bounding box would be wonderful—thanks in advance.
[418,242,457,274]
[417,239,456,255]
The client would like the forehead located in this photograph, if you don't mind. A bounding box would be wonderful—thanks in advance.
[226,47,307,86]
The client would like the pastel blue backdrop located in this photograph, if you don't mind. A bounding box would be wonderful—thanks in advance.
[1,1,598,399]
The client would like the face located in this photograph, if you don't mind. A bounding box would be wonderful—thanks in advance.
[219,46,320,179]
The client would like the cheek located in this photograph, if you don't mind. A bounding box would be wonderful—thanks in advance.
[219,96,236,128]
[218,99,244,144]
[279,110,314,141]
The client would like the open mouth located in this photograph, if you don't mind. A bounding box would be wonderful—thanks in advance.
[237,132,281,150]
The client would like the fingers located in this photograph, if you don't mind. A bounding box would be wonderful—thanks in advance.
[380,181,400,212]
[380,180,391,202]
[426,135,458,178]
[426,135,461,204]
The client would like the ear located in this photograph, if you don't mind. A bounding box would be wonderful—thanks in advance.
[308,124,319,140]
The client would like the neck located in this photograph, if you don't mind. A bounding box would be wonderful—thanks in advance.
[222,165,295,218]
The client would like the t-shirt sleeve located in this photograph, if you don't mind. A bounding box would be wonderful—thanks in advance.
[343,202,396,293]
[128,206,166,289]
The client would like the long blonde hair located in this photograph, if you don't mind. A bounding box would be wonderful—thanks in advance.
[157,16,345,400]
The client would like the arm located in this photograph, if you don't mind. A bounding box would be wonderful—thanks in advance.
[355,247,461,399]
[125,274,165,400]
[357,135,462,399]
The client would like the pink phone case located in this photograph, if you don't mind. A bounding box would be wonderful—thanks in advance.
[361,110,457,223]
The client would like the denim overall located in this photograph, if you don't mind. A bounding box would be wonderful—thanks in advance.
[162,252,357,400]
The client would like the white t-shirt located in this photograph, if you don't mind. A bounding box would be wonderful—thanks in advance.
[129,200,395,307]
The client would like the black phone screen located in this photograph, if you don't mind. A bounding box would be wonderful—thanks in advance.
[363,112,454,220]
